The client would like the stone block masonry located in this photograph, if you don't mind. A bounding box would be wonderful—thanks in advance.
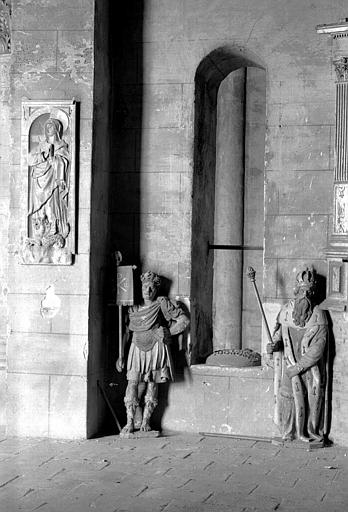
[1,0,95,438]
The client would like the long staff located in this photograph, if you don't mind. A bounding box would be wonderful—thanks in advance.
[246,267,273,344]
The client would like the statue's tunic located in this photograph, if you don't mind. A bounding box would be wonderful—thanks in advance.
[273,302,327,440]
[126,297,183,383]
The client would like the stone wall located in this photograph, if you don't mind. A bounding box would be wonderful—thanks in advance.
[112,0,336,344]
[1,0,348,444]
[125,0,347,444]
[1,0,95,438]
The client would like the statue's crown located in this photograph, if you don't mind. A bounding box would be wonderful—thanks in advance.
[140,271,161,287]
[295,266,316,291]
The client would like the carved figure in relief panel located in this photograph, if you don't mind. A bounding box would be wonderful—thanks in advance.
[28,116,70,245]
[267,266,328,443]
[116,271,189,436]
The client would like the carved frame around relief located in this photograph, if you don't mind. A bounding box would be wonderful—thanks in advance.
[20,100,76,265]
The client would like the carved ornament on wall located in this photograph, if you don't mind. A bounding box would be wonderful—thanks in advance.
[333,56,348,82]
[334,184,348,234]
[0,0,11,54]
[19,100,77,265]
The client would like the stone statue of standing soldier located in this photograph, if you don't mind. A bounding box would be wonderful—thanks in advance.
[116,271,189,435]
[267,266,328,443]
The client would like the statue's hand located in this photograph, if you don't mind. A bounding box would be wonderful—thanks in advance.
[41,142,51,158]
[157,326,171,344]
[265,354,274,369]
[285,364,300,379]
[266,342,275,354]
[115,357,124,373]
[57,180,66,191]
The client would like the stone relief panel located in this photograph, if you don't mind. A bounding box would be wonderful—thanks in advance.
[0,0,11,54]
[334,184,348,235]
[20,100,76,265]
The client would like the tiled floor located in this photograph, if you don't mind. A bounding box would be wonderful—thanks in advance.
[0,433,347,511]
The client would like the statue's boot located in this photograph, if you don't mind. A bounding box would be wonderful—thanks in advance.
[140,383,158,432]
[121,381,139,434]
[133,406,143,430]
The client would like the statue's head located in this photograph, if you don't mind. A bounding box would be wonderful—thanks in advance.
[140,271,161,302]
[44,118,62,139]
[292,266,316,327]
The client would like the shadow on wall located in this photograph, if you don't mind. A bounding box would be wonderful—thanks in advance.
[89,0,145,437]
[191,46,266,364]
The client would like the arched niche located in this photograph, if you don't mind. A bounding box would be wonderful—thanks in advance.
[190,47,266,365]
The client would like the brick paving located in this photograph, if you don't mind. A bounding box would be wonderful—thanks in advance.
[0,433,347,512]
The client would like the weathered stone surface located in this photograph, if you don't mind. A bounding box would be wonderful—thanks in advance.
[78,119,93,165]
[7,333,88,376]
[12,0,94,31]
[144,0,185,42]
[162,366,276,437]
[265,215,329,259]
[57,31,93,78]
[140,213,191,265]
[7,255,89,295]
[76,208,91,254]
[7,293,51,334]
[178,261,191,297]
[266,170,333,215]
[49,375,87,438]
[51,294,89,336]
[10,72,94,120]
[141,127,191,173]
[265,125,331,171]
[11,30,57,74]
[6,373,50,436]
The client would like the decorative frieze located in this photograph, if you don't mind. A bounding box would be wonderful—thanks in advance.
[0,0,11,54]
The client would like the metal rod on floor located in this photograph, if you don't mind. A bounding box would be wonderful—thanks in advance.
[199,432,272,443]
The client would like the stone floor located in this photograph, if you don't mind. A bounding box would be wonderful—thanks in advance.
[0,432,347,512]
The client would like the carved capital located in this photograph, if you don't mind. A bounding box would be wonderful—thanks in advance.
[334,56,348,81]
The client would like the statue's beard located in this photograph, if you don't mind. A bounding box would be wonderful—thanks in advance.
[292,296,313,327]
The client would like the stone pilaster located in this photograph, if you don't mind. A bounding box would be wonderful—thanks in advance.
[316,20,348,309]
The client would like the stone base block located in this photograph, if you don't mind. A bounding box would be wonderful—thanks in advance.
[160,364,277,438]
